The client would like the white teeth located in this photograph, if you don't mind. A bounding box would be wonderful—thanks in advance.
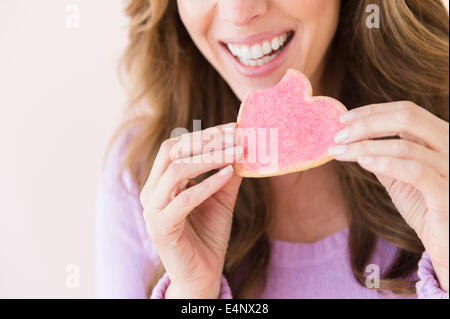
[238,51,279,67]
[250,44,263,59]
[240,46,251,59]
[227,44,236,56]
[271,37,280,51]
[262,41,272,55]
[239,59,249,66]
[227,32,291,67]
[234,45,241,56]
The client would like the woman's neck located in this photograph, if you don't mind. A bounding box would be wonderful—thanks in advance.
[267,161,349,243]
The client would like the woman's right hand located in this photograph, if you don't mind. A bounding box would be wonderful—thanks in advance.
[140,123,243,298]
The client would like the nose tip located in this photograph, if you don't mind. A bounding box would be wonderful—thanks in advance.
[219,0,268,27]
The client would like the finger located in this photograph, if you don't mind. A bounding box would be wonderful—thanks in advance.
[212,174,243,212]
[140,136,184,207]
[169,122,238,162]
[169,179,189,202]
[335,102,448,151]
[357,156,448,204]
[163,165,236,226]
[329,139,449,177]
[340,101,412,123]
[150,145,243,209]
[144,122,237,193]
[341,101,436,125]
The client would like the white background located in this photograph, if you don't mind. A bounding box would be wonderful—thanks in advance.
[0,0,448,298]
[0,1,127,298]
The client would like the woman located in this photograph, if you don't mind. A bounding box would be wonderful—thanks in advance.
[95,0,449,298]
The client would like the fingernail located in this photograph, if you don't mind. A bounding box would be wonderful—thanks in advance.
[223,122,237,133]
[334,128,349,144]
[218,165,233,176]
[341,111,357,123]
[328,145,348,156]
[358,156,375,165]
[223,128,235,134]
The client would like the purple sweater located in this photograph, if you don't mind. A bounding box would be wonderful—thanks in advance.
[95,130,448,299]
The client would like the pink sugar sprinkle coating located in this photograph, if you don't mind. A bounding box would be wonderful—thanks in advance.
[235,69,348,177]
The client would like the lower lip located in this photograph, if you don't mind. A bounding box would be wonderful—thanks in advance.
[224,36,294,77]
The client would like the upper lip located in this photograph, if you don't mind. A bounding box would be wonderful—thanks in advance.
[219,29,294,45]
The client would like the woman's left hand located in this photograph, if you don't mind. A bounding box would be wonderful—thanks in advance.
[329,101,449,292]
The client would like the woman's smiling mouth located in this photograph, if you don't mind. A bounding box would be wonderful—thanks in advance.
[220,31,295,77]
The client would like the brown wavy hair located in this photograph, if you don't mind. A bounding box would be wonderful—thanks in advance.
[111,0,449,298]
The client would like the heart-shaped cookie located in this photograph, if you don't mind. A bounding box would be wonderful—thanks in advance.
[235,69,348,177]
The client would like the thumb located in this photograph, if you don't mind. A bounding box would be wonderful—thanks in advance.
[213,171,242,211]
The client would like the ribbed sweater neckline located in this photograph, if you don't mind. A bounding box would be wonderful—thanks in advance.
[269,228,349,268]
